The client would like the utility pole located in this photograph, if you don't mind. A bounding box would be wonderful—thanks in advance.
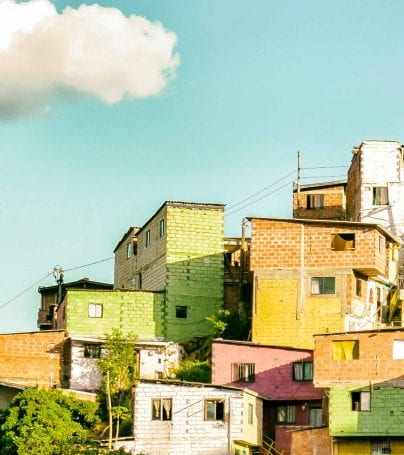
[51,266,64,329]
[297,151,301,218]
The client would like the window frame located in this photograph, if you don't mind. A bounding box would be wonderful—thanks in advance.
[331,233,355,251]
[309,407,323,427]
[88,303,103,318]
[276,405,296,423]
[292,361,313,381]
[311,277,336,295]
[232,363,256,382]
[204,399,225,421]
[307,194,324,210]
[151,398,172,421]
[351,390,371,411]
[145,230,151,247]
[372,187,389,206]
[332,340,359,360]
[83,344,101,359]
[159,219,165,237]
[248,403,254,425]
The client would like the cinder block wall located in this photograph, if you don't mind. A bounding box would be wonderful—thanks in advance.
[165,204,224,342]
[62,289,165,339]
[0,330,65,387]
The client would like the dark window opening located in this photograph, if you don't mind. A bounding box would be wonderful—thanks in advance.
[176,306,188,318]
[351,391,370,411]
[84,344,101,359]
[276,405,296,423]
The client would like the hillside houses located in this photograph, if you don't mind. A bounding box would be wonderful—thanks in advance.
[0,140,403,454]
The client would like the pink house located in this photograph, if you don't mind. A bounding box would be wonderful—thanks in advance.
[211,339,324,455]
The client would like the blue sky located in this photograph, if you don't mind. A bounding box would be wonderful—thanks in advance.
[1,0,404,332]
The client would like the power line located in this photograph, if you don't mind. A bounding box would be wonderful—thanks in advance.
[0,272,52,312]
[0,256,114,313]
[301,175,346,179]
[302,165,349,170]
[225,170,297,211]
[225,179,294,217]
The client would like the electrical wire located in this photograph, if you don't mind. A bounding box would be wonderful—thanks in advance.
[225,170,297,212]
[301,175,347,179]
[301,165,349,170]
[0,256,114,313]
[225,179,294,217]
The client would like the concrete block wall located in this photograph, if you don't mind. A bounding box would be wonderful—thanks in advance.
[131,381,243,455]
[0,330,65,387]
[251,270,346,349]
[314,329,404,386]
[329,386,404,436]
[60,289,165,339]
[165,204,224,342]
[114,227,139,289]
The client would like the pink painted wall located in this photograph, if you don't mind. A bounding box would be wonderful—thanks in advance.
[211,340,322,400]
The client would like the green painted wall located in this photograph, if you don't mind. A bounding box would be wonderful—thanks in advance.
[330,387,404,436]
[165,205,224,342]
[64,290,165,338]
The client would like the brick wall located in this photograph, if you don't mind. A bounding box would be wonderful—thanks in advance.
[314,329,404,385]
[114,227,139,289]
[289,427,331,455]
[0,330,65,387]
[58,289,165,339]
[250,219,387,275]
[131,381,243,455]
[293,185,346,220]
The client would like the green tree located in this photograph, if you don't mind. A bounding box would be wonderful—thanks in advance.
[0,388,99,455]
[97,329,137,448]
[175,359,211,383]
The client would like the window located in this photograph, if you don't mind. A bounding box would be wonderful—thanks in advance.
[248,403,254,425]
[293,361,313,381]
[307,194,324,210]
[88,303,103,318]
[145,230,151,247]
[232,363,255,382]
[393,340,404,359]
[378,236,385,254]
[176,306,188,318]
[159,219,165,237]
[309,407,323,427]
[276,405,296,423]
[152,398,172,420]
[84,344,101,359]
[351,391,370,411]
[373,187,388,205]
[331,233,355,250]
[126,243,132,259]
[311,277,335,294]
[355,277,365,297]
[204,399,224,421]
[332,340,359,360]
[371,440,391,454]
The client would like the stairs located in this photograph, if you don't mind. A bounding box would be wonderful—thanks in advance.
[251,436,284,455]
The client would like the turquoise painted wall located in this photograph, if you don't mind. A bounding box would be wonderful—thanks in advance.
[329,386,404,436]
[165,205,224,342]
[64,289,165,338]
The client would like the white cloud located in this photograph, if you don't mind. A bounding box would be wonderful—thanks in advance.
[0,0,179,119]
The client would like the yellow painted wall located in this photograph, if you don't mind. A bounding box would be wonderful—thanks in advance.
[336,439,404,455]
[252,275,344,349]
[242,393,262,446]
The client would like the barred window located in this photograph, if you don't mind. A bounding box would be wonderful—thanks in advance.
[232,363,255,382]
[83,344,101,359]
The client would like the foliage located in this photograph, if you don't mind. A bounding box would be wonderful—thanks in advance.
[175,359,211,383]
[0,388,99,455]
[206,306,249,341]
[97,328,137,407]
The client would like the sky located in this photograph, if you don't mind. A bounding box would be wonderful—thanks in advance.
[1,0,404,333]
